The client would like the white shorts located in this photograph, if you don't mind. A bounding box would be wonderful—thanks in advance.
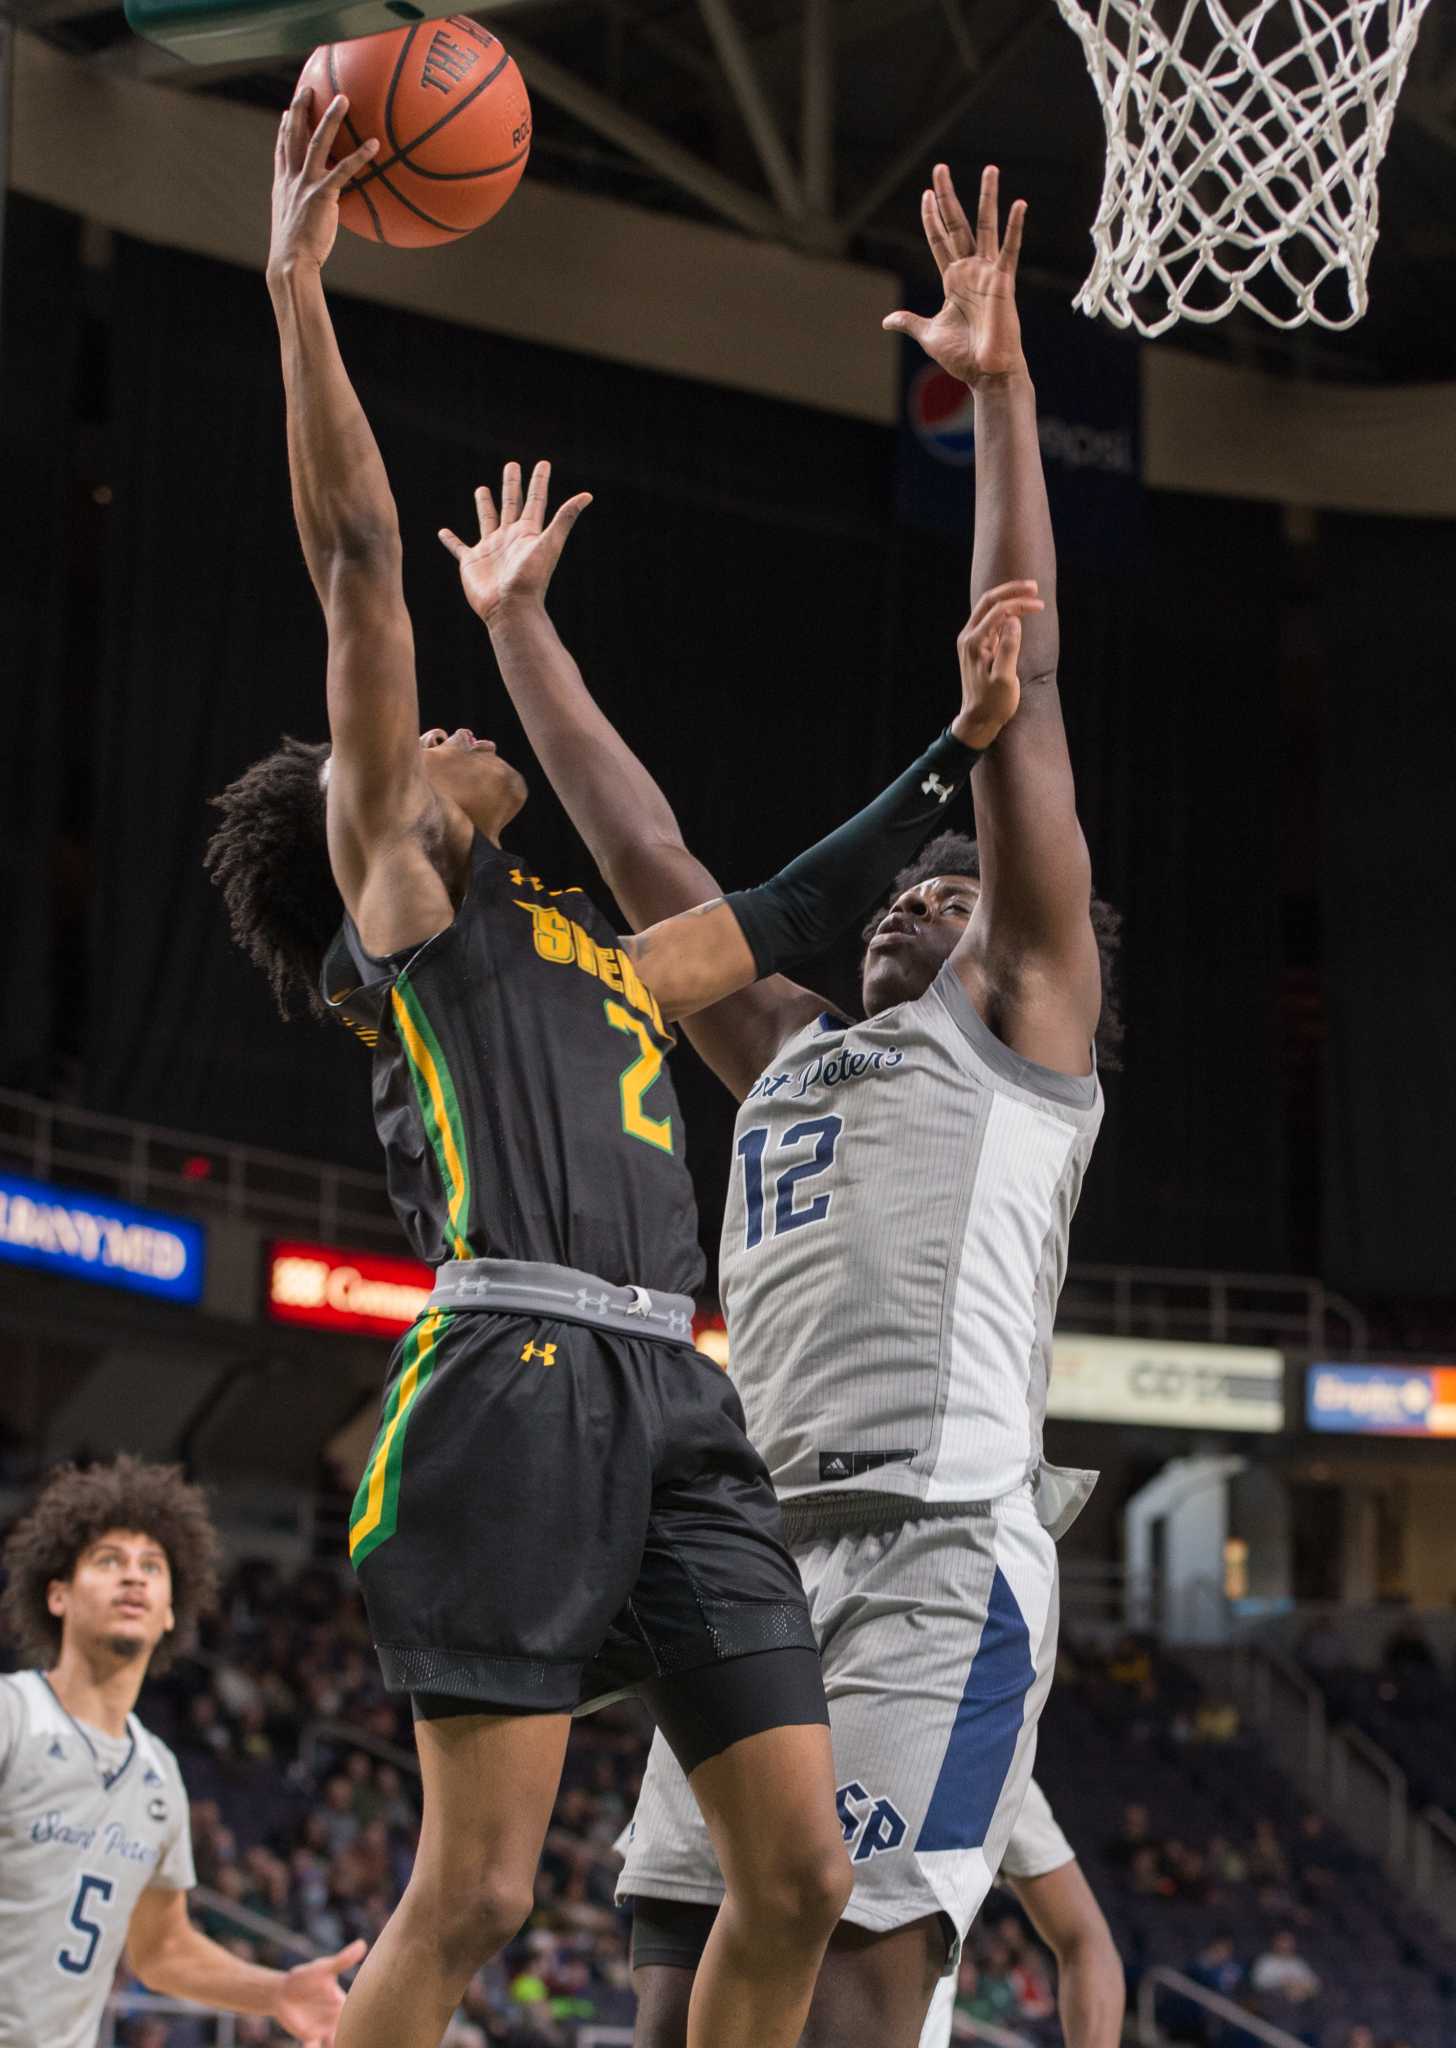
[917,1775,1075,2047]
[616,1485,1060,1960]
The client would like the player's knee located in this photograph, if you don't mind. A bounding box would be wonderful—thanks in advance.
[411,1871,535,1975]
[732,1839,852,1948]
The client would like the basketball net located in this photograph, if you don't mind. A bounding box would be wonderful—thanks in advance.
[1052,0,1435,335]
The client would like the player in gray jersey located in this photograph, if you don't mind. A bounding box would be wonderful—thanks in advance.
[0,1457,363,2048]
[479,161,1120,2047]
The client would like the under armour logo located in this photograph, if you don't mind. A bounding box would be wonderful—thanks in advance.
[521,1342,557,1367]
[922,772,953,804]
[666,1309,692,1336]
[576,1289,611,1315]
[509,868,544,892]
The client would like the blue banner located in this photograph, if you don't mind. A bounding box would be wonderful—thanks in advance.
[0,1172,205,1304]
[894,282,1142,566]
[1305,1363,1456,1437]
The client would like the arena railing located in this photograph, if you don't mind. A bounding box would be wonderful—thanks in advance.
[1136,1967,1307,2047]
[1412,1806,1456,1905]
[0,1085,400,1252]
[0,1088,1367,1351]
[1226,1642,1456,1933]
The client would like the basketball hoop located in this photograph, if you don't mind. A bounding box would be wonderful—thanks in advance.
[1052,0,1435,336]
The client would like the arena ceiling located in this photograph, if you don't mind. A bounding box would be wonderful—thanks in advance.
[13,0,1456,380]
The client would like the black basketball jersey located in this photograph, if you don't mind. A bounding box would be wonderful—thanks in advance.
[321,834,705,1295]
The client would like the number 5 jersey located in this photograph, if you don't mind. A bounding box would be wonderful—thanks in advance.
[0,1671,195,2048]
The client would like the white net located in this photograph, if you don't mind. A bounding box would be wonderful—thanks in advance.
[1052,0,1435,335]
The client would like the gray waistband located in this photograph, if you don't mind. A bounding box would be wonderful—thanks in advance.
[780,1491,994,1544]
[427,1257,697,1346]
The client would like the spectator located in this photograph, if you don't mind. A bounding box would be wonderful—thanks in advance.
[1187,1931,1243,2001]
[1251,1929,1320,2004]
[1247,1817,1291,1886]
[1107,1800,1158,1871]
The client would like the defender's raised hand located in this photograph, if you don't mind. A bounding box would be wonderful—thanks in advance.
[951,578,1044,751]
[269,88,378,278]
[440,460,592,625]
[883,163,1028,389]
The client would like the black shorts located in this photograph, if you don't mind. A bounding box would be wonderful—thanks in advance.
[349,1304,817,1717]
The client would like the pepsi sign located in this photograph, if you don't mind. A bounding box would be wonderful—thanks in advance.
[907,365,976,467]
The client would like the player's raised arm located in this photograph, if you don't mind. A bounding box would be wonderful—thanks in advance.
[440,466,1036,1070]
[268,88,449,955]
[885,164,1101,1076]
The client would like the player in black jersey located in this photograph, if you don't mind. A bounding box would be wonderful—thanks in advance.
[207,93,1037,2048]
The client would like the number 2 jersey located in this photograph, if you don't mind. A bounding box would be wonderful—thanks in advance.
[322,832,706,1296]
[0,1671,195,2048]
[719,961,1103,1506]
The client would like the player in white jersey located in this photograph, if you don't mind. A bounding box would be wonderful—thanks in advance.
[0,1456,364,2048]
[474,161,1119,2046]
[615,1777,1123,2048]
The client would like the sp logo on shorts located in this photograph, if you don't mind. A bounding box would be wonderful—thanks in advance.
[521,1341,558,1367]
[837,1780,907,1864]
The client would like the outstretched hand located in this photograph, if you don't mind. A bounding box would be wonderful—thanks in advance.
[439,461,593,626]
[272,1937,367,2046]
[883,164,1028,389]
[269,89,378,279]
[951,579,1044,751]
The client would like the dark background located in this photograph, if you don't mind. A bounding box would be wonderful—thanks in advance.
[3,196,1453,1311]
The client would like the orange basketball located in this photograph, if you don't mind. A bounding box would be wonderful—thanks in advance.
[298,16,531,250]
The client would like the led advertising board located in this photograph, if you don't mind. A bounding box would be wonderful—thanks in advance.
[1306,1364,1456,1437]
[0,1171,205,1304]
[1047,1334,1285,1432]
[267,1241,434,1339]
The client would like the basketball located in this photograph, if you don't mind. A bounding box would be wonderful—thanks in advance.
[297,16,531,250]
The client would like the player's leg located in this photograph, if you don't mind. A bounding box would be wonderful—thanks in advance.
[629,1898,715,2048]
[794,1493,1061,2048]
[681,1712,851,2048]
[336,1704,570,2048]
[800,1917,948,2047]
[626,1347,852,2048]
[343,1312,658,2047]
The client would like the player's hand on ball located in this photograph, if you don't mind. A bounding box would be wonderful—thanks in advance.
[270,1936,366,2045]
[439,460,593,626]
[951,580,1044,751]
[269,88,379,278]
[883,164,1028,389]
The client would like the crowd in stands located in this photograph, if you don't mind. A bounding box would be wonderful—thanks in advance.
[7,1549,1454,2046]
[1024,1634,1456,2048]
[117,1560,639,2045]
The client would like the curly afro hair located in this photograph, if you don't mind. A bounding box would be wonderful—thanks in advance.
[1,1456,222,1674]
[866,829,1125,1069]
[205,737,338,1022]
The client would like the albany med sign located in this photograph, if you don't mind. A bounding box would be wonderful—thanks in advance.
[0,1170,204,1304]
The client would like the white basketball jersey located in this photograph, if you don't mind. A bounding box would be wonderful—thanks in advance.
[720,963,1102,1505]
[0,1671,195,2048]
